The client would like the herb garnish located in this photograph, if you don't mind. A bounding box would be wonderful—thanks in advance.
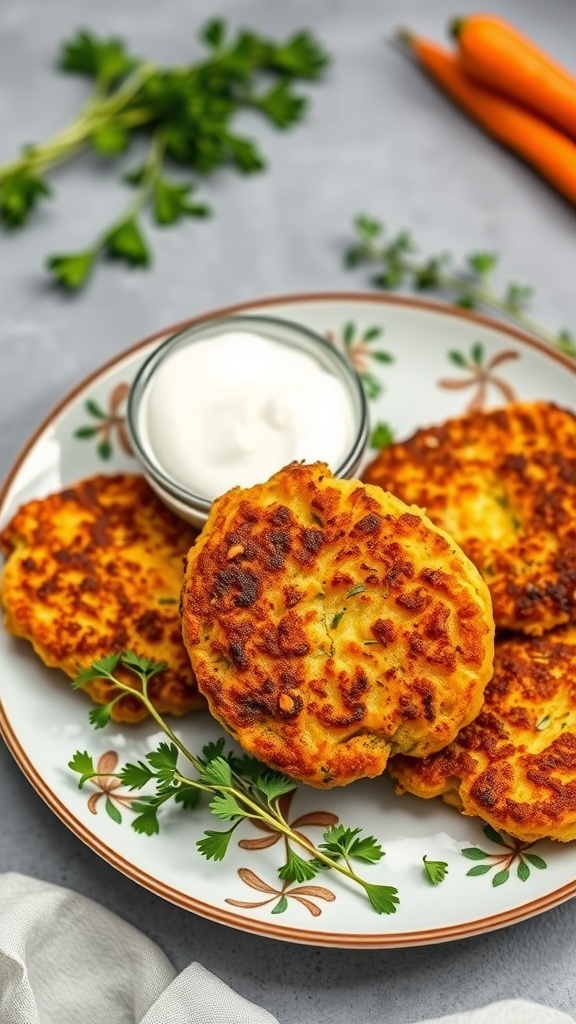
[370,422,395,449]
[345,215,576,358]
[423,855,449,885]
[69,651,399,914]
[0,22,328,290]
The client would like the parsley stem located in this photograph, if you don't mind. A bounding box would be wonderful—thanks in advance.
[137,688,385,896]
[191,776,392,907]
[86,130,165,258]
[0,62,157,184]
[139,700,204,775]
[96,61,157,114]
[97,667,203,772]
[189,775,381,894]
[74,656,397,912]
[172,771,226,798]
[115,107,158,129]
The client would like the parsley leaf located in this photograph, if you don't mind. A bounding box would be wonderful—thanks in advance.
[254,771,298,802]
[319,825,384,864]
[146,742,178,782]
[370,422,395,449]
[209,792,246,820]
[423,856,449,886]
[131,800,161,836]
[229,751,268,780]
[199,738,229,764]
[104,218,150,266]
[201,19,226,50]
[121,651,167,678]
[199,756,233,789]
[120,760,155,790]
[467,251,497,276]
[174,784,201,810]
[72,653,121,688]
[0,172,51,228]
[278,847,319,883]
[59,30,137,85]
[197,828,235,862]
[88,703,114,730]
[68,750,96,788]
[266,31,329,79]
[153,178,210,226]
[225,134,266,174]
[251,81,306,128]
[363,883,400,915]
[47,251,96,291]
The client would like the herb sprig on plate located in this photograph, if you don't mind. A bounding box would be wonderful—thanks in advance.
[0,21,328,290]
[346,215,576,358]
[69,651,400,915]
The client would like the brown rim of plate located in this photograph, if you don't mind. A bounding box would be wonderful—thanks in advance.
[1,291,575,948]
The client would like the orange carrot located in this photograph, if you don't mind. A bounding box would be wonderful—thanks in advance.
[401,32,576,206]
[452,14,576,140]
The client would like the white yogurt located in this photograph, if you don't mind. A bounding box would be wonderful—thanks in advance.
[141,330,357,500]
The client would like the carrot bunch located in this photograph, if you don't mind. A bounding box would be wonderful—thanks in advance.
[401,14,576,204]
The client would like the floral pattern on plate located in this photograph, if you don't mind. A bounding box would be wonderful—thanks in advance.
[1,294,575,948]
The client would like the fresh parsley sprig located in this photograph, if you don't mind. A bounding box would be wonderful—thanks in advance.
[0,21,329,290]
[346,215,576,359]
[69,652,399,914]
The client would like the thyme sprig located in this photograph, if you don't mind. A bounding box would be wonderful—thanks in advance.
[69,652,399,915]
[346,215,576,359]
[0,21,329,290]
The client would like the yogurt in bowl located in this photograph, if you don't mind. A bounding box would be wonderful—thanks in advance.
[127,314,369,527]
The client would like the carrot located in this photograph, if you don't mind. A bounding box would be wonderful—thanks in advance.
[400,32,576,206]
[451,14,576,140]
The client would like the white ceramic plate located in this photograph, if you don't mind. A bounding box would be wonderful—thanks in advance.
[1,293,575,948]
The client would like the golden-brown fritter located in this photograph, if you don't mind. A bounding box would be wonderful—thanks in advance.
[363,401,576,636]
[181,462,494,788]
[0,474,203,723]
[389,626,576,842]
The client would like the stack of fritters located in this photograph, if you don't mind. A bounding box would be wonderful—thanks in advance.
[364,400,576,840]
[0,474,203,723]
[181,461,494,788]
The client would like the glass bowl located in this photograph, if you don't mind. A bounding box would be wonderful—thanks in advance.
[126,314,369,528]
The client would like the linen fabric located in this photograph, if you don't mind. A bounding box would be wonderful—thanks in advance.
[0,874,573,1024]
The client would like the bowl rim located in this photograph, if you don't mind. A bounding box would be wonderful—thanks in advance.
[126,312,369,510]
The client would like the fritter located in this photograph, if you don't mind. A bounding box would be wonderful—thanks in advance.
[389,626,576,842]
[362,401,576,636]
[0,474,203,723]
[181,462,494,788]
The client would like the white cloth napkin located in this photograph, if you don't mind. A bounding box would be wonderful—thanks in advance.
[0,873,573,1024]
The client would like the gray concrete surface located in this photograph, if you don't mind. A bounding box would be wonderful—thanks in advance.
[1,1,575,1021]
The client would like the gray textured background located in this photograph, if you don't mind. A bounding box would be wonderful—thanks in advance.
[1,1,575,1021]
